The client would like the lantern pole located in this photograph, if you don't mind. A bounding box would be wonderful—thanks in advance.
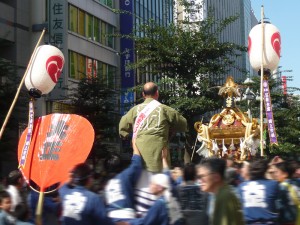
[0,28,46,140]
[260,6,264,156]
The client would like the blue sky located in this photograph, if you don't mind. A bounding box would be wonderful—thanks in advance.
[251,0,300,94]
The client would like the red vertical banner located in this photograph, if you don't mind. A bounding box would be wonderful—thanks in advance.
[282,76,287,95]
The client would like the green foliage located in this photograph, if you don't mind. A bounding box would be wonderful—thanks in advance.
[237,75,300,156]
[271,95,300,155]
[0,58,27,160]
[68,77,120,150]
[118,2,247,132]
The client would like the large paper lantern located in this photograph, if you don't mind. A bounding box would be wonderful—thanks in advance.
[248,22,281,72]
[25,45,65,95]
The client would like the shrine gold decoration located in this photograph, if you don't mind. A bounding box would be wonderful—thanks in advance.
[194,76,260,161]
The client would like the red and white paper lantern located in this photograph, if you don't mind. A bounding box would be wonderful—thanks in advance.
[25,45,65,95]
[248,22,281,72]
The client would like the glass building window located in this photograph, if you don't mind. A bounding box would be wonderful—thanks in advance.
[78,9,85,36]
[101,21,106,45]
[78,53,86,79]
[86,57,94,78]
[69,5,78,32]
[107,24,114,48]
[69,51,78,79]
[68,4,116,49]
[99,0,114,8]
[108,65,115,88]
[102,63,107,83]
[94,18,100,42]
[106,0,113,8]
[85,13,93,40]
[69,51,116,86]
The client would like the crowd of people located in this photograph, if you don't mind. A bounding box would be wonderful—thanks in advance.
[1,150,300,225]
[0,82,300,225]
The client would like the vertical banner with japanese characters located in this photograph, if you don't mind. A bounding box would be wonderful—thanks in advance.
[263,80,278,145]
[48,0,67,99]
[120,0,135,115]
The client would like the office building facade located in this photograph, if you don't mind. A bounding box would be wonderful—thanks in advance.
[0,0,120,170]
[119,0,174,115]
[0,0,119,114]
[175,0,258,83]
[0,0,174,159]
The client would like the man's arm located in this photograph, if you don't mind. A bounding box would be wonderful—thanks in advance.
[107,138,142,189]
[162,147,169,170]
[132,138,141,156]
[119,109,135,138]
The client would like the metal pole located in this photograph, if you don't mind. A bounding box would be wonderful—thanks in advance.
[260,6,264,156]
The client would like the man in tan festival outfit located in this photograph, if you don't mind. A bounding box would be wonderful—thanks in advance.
[119,82,187,173]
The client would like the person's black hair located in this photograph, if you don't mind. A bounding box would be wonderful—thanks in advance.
[14,203,30,221]
[274,161,295,178]
[199,157,226,179]
[287,160,299,177]
[7,170,22,185]
[71,163,93,186]
[0,190,11,203]
[183,163,196,181]
[249,158,268,180]
[225,167,239,186]
[143,83,158,96]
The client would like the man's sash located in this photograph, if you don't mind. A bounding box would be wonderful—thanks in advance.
[132,99,161,139]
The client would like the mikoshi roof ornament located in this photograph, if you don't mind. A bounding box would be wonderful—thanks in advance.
[193,76,260,162]
[248,6,280,155]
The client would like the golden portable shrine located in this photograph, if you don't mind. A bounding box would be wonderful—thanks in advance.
[194,76,260,161]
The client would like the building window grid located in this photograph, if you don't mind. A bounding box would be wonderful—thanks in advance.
[78,9,85,36]
[68,4,115,49]
[155,0,159,23]
[85,13,93,40]
[69,5,78,33]
[98,0,114,8]
[68,50,116,88]
[133,0,174,82]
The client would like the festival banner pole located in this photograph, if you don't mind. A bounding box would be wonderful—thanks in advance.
[260,6,265,156]
[35,191,45,225]
[249,6,281,154]
[0,28,46,140]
